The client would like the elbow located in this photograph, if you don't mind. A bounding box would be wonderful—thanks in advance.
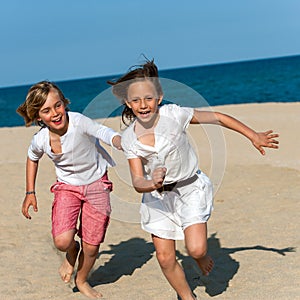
[132,180,144,193]
[214,112,224,124]
[132,180,153,193]
[133,186,144,193]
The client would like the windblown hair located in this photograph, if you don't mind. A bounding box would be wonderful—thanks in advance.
[16,81,70,127]
[107,59,163,126]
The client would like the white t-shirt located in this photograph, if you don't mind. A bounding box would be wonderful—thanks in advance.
[121,104,198,183]
[28,112,119,186]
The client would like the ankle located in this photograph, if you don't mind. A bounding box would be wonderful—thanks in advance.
[75,274,87,285]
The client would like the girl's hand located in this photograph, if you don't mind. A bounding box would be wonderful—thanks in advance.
[152,167,167,189]
[252,130,279,155]
[22,194,38,219]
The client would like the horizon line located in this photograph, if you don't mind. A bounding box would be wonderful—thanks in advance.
[1,53,299,90]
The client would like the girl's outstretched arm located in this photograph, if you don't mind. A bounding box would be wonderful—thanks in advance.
[191,110,279,155]
[22,157,39,219]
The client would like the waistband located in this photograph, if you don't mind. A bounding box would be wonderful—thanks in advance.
[157,172,199,194]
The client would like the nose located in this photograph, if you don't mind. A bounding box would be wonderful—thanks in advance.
[50,107,59,116]
[140,98,147,108]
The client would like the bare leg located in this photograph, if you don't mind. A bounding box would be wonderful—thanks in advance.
[184,223,214,276]
[75,241,102,299]
[54,229,80,283]
[152,235,196,300]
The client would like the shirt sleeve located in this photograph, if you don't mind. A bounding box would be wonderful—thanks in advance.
[27,133,44,161]
[121,127,139,159]
[164,104,194,130]
[79,113,120,147]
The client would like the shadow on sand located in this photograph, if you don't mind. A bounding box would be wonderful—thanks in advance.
[89,237,155,286]
[177,232,295,299]
[77,234,295,297]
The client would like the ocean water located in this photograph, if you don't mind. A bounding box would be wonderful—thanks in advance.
[1,55,299,128]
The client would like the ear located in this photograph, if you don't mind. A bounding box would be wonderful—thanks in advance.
[158,94,164,105]
[124,99,132,108]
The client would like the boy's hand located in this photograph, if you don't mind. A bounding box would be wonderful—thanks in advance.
[252,130,279,155]
[112,135,122,150]
[22,194,38,219]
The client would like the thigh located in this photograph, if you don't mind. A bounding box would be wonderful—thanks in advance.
[85,177,112,215]
[152,235,176,257]
[178,172,213,229]
[184,223,208,253]
[80,180,111,245]
[51,188,82,238]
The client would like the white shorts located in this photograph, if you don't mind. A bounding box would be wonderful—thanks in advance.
[140,171,213,240]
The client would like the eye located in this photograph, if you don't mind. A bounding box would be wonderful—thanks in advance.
[145,96,154,101]
[41,109,49,114]
[56,101,63,108]
[131,98,140,103]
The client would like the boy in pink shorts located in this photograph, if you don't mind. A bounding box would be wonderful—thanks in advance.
[17,81,122,299]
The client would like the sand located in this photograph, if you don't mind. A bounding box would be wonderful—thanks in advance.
[0,102,299,299]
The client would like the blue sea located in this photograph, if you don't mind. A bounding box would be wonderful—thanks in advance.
[1,55,299,128]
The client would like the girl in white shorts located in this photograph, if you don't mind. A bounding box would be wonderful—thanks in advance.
[108,59,279,300]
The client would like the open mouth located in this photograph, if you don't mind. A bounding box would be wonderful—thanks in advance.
[139,111,151,118]
[52,116,63,125]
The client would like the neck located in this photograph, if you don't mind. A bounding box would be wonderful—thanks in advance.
[50,126,68,136]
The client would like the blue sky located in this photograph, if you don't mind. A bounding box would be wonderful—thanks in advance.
[0,0,299,87]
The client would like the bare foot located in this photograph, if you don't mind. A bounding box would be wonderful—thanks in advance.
[75,279,103,299]
[195,254,214,276]
[59,241,80,283]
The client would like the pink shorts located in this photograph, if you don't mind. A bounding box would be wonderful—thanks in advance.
[50,173,112,246]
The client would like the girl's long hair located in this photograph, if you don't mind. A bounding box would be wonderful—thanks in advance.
[107,59,163,126]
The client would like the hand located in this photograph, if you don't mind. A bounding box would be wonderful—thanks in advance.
[252,130,279,155]
[152,167,167,189]
[22,194,38,219]
[112,135,122,150]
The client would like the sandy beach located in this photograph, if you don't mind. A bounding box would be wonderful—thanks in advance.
[1,102,299,299]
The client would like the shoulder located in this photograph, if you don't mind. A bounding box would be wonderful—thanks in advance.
[32,126,48,140]
[68,112,97,129]
[68,111,81,118]
[68,111,84,123]
[160,104,194,124]
[30,127,48,149]
[121,123,135,139]
[121,123,136,148]
[160,104,193,115]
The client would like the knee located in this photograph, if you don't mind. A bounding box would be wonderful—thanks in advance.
[156,251,176,270]
[82,242,99,258]
[187,245,207,260]
[53,236,72,252]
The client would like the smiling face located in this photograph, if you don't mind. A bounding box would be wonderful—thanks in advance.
[37,88,68,135]
[125,80,163,127]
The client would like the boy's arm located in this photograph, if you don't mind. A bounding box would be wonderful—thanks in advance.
[128,158,166,193]
[191,110,279,155]
[80,114,122,149]
[22,157,39,219]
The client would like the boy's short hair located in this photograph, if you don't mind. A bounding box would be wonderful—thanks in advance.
[17,81,70,127]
